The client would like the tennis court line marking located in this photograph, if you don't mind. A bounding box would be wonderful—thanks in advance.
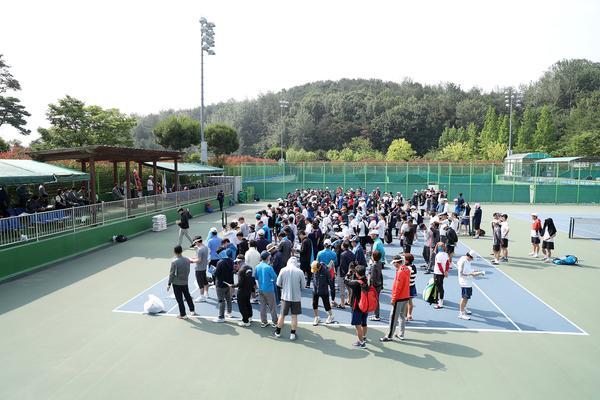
[461,242,589,336]
[471,280,521,331]
[110,310,587,335]
[111,276,168,312]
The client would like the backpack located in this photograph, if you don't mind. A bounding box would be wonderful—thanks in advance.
[357,279,379,313]
[447,228,458,245]
[552,255,578,265]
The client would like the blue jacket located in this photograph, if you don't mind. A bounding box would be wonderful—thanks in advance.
[317,249,337,268]
[353,244,367,266]
[207,235,222,260]
[254,261,277,292]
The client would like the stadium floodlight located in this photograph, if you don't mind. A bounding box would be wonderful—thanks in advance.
[199,17,216,164]
[504,88,522,157]
[279,100,290,162]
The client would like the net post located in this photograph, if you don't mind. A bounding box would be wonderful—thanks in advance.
[555,162,559,204]
[491,163,495,202]
[405,162,409,194]
[577,166,581,204]
[469,163,473,202]
[569,217,573,239]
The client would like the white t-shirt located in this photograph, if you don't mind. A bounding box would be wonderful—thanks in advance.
[147,178,154,192]
[457,256,473,287]
[501,221,509,239]
[450,218,460,232]
[377,219,386,238]
[244,247,261,269]
[434,252,449,275]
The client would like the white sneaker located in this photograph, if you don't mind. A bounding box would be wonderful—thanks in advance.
[533,254,539,258]
[325,315,335,324]
[194,297,203,303]
[464,309,472,315]
[458,313,471,320]
[542,257,548,261]
[237,321,251,327]
[528,252,535,256]
[225,313,233,319]
[492,260,499,265]
[290,333,297,341]
[214,318,225,323]
[313,317,320,326]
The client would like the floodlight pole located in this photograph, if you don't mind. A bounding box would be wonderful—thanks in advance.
[279,100,289,163]
[505,89,521,157]
[199,18,215,164]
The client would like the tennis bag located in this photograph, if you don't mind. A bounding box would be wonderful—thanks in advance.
[553,255,578,265]
[422,277,437,304]
[143,294,165,314]
[358,280,379,313]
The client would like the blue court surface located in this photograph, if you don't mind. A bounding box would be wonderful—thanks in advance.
[113,241,586,335]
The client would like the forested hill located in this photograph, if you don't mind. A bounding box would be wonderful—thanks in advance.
[132,59,600,158]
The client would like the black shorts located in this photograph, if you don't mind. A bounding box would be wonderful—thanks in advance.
[282,300,302,316]
[312,293,331,311]
[501,239,509,248]
[461,287,473,299]
[531,237,540,244]
[493,244,501,252]
[542,241,554,250]
[195,270,208,287]
[446,245,455,254]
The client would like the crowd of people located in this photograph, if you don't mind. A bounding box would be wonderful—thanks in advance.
[169,186,547,348]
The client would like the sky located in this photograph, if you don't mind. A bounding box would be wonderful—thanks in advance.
[1,0,599,144]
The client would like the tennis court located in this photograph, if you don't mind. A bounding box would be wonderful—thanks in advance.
[114,238,585,335]
[1,201,598,400]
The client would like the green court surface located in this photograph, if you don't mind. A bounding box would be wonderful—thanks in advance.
[0,202,599,400]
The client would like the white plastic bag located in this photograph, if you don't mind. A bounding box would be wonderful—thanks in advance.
[144,294,165,314]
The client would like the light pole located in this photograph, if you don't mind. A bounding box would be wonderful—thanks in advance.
[199,17,215,164]
[504,88,521,157]
[279,100,289,163]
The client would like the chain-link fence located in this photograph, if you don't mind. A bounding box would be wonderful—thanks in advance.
[240,162,600,204]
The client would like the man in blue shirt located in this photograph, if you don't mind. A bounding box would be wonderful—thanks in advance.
[254,251,279,327]
[370,229,386,262]
[207,227,222,269]
[351,236,367,266]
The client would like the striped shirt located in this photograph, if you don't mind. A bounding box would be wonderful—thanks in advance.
[409,264,417,287]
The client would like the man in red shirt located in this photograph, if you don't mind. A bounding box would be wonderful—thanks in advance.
[529,213,542,258]
[380,254,412,342]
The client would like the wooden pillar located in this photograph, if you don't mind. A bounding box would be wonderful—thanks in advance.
[81,160,86,172]
[152,161,158,194]
[125,160,130,200]
[113,162,118,186]
[81,160,88,190]
[89,158,97,204]
[174,158,179,192]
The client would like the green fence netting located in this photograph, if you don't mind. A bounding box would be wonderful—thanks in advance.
[239,162,600,204]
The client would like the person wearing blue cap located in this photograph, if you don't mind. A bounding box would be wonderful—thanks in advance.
[254,250,278,327]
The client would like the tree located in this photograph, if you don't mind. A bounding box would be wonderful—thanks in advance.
[466,123,478,156]
[0,136,9,152]
[286,148,318,162]
[481,141,507,160]
[479,106,498,148]
[152,115,200,151]
[34,96,136,149]
[534,105,554,152]
[0,54,30,135]
[386,138,416,161]
[205,123,239,159]
[516,107,536,152]
[437,142,473,162]
[497,114,509,146]
[565,131,600,157]
[265,147,285,160]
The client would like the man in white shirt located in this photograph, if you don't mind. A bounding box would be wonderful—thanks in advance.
[433,243,449,309]
[377,212,387,239]
[273,257,305,341]
[457,252,485,320]
[500,214,510,262]
[146,175,154,195]
[245,240,261,270]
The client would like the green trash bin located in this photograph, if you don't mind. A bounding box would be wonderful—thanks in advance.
[238,191,247,203]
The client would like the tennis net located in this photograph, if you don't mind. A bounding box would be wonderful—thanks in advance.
[568,217,600,239]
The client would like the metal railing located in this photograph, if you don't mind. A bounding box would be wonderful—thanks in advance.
[0,183,232,248]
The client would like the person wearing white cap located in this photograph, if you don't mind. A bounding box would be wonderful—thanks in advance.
[370,230,386,262]
[529,213,542,258]
[457,252,485,320]
[146,175,154,195]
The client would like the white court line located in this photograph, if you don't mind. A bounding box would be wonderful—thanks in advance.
[460,242,589,335]
[110,310,587,335]
[166,285,200,314]
[471,280,521,331]
[111,276,169,312]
